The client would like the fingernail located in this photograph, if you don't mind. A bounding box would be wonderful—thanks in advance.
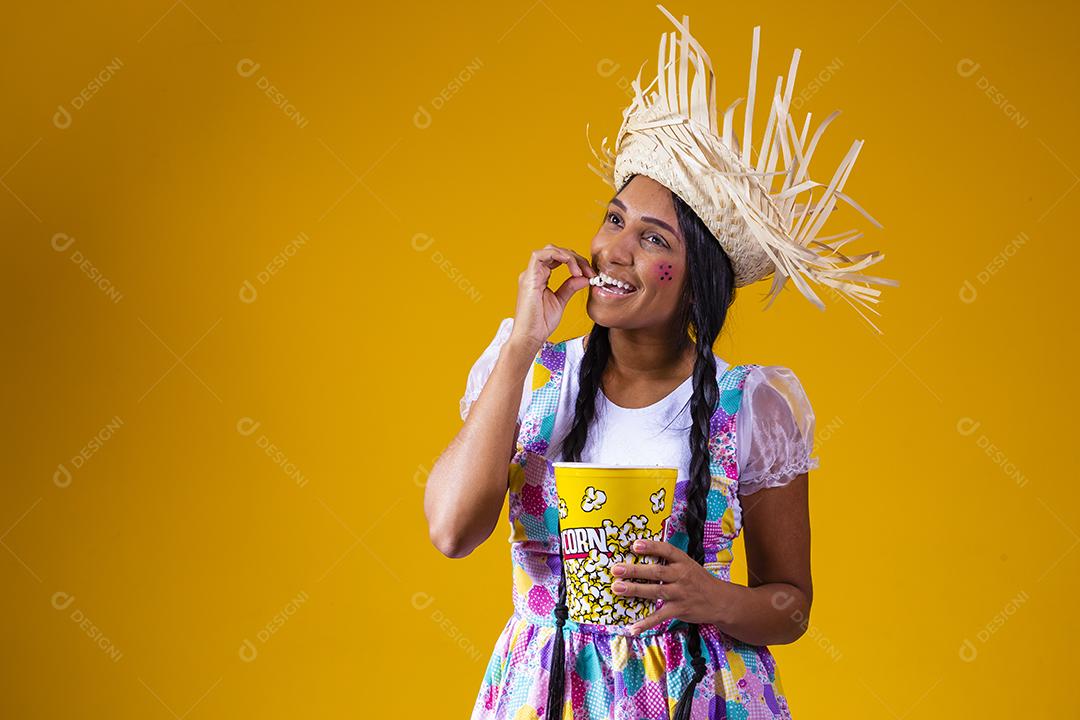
[633,540,645,550]
[612,582,625,592]
[612,565,624,576]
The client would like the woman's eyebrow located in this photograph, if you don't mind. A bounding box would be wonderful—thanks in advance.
[609,198,680,242]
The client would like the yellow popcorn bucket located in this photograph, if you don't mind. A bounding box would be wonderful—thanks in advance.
[552,462,678,626]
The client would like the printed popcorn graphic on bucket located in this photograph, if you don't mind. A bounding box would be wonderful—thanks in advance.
[553,463,678,626]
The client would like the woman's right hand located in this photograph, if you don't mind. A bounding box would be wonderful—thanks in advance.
[510,244,596,353]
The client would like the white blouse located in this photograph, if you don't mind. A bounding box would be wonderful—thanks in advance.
[459,317,819,495]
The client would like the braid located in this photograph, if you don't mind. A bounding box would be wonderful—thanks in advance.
[543,577,570,719]
[557,324,610,464]
[670,186,736,719]
[545,325,610,719]
[670,292,727,719]
[543,175,735,718]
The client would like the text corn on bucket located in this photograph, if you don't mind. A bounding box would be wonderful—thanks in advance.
[552,462,678,626]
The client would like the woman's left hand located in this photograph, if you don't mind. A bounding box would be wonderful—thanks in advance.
[611,538,724,636]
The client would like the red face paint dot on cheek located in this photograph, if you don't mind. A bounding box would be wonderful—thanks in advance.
[657,263,674,281]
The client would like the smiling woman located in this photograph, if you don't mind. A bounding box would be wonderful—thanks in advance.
[425,4,893,719]
[581,176,698,339]
[430,167,818,720]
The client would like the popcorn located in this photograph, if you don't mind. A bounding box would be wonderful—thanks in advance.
[553,465,678,626]
[650,487,666,513]
[561,510,666,625]
[581,486,608,512]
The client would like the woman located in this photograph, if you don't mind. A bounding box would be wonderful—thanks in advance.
[425,7,893,718]
[428,172,815,719]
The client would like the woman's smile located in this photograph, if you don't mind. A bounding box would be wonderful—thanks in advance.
[590,283,638,299]
[589,270,640,299]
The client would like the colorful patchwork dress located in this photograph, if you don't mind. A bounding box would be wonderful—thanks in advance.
[463,325,816,720]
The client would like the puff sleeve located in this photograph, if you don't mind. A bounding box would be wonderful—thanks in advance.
[735,365,819,495]
[459,317,535,424]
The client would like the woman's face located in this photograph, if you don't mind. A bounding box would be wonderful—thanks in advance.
[586,174,689,330]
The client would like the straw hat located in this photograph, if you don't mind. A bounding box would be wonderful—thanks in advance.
[586,4,899,333]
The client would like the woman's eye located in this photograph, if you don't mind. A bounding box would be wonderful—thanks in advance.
[607,212,668,248]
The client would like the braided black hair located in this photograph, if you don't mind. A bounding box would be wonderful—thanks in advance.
[544,175,737,718]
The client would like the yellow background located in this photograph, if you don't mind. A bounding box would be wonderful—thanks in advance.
[3,0,1076,717]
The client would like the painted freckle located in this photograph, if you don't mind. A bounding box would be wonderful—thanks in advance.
[658,263,674,281]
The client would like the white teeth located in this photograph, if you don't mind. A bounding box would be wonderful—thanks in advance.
[590,272,636,293]
[592,272,634,291]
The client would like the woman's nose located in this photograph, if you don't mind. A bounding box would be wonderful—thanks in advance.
[597,228,636,264]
